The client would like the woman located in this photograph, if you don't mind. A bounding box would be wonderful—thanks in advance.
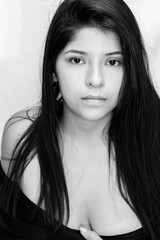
[0,0,160,239]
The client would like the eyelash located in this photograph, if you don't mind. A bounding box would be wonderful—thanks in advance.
[68,57,122,66]
[69,57,85,65]
[105,59,121,66]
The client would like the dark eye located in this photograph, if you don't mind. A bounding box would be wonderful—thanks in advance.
[106,60,120,66]
[70,57,84,65]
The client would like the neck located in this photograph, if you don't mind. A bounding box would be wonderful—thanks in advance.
[60,110,111,145]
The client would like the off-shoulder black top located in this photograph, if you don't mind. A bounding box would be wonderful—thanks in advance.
[0,163,150,240]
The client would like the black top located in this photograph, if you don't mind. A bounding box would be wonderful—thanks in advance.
[0,164,150,240]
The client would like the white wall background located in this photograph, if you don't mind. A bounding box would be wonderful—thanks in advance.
[0,0,160,154]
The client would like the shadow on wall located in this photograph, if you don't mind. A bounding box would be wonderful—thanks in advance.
[125,0,160,90]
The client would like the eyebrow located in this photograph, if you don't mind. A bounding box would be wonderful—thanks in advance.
[64,49,123,56]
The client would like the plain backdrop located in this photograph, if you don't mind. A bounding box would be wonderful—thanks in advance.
[0,0,160,155]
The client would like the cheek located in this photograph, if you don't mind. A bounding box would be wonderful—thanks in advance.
[107,75,123,96]
[105,74,123,108]
[57,74,80,104]
[57,68,84,96]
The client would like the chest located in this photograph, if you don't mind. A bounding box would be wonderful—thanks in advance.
[62,149,142,235]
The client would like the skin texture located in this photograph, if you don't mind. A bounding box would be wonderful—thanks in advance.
[55,28,124,136]
[80,227,102,240]
[55,27,124,239]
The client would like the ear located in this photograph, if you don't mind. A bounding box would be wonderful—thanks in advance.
[52,73,58,83]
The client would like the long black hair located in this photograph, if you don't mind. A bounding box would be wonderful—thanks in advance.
[2,0,160,238]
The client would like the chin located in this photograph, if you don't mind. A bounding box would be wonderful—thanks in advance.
[80,112,112,122]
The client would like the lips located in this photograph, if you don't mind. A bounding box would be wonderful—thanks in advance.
[82,95,106,100]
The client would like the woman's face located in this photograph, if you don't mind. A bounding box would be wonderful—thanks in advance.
[55,27,124,123]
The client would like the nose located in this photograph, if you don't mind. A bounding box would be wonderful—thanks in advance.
[85,63,104,88]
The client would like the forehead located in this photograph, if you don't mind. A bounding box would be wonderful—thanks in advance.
[63,27,121,54]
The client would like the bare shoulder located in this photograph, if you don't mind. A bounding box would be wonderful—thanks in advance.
[0,106,40,174]
[1,106,42,205]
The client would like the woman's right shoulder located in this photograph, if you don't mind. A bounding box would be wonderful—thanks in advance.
[1,107,40,174]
